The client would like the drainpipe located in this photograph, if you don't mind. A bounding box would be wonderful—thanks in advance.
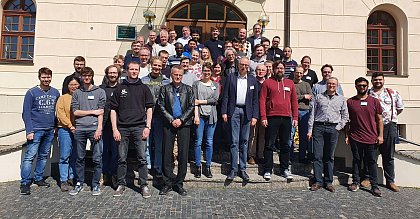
[284,0,291,47]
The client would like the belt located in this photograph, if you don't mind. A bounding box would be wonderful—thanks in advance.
[315,121,338,126]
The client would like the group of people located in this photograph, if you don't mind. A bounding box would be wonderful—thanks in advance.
[20,23,404,198]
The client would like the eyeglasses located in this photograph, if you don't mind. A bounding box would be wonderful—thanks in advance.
[239,63,249,66]
[356,84,368,88]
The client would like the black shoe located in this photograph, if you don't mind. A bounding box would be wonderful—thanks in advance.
[371,187,382,197]
[203,166,213,178]
[34,180,50,188]
[239,171,250,182]
[159,186,172,195]
[174,186,187,196]
[20,184,30,195]
[226,171,237,180]
[194,165,201,178]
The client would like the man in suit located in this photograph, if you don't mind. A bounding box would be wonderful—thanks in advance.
[221,57,259,182]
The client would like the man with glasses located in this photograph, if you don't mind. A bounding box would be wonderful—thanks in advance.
[267,36,283,62]
[246,23,268,54]
[312,64,344,97]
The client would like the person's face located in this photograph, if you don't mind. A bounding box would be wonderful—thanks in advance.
[192,33,200,41]
[232,41,239,49]
[213,64,221,75]
[169,31,177,40]
[372,76,384,89]
[356,81,369,95]
[81,74,93,85]
[262,42,270,52]
[67,79,80,94]
[256,66,267,78]
[301,57,311,70]
[272,38,280,48]
[160,33,168,44]
[182,27,190,38]
[212,29,220,38]
[160,53,169,66]
[175,44,184,55]
[239,59,249,74]
[225,42,233,50]
[253,25,261,35]
[274,64,285,78]
[136,37,145,46]
[107,67,119,84]
[148,32,156,43]
[114,58,124,68]
[255,46,265,58]
[188,41,197,51]
[140,50,149,64]
[191,51,199,63]
[201,49,209,59]
[327,79,338,93]
[171,68,183,84]
[239,28,247,39]
[181,59,190,71]
[127,63,139,79]
[226,51,235,62]
[39,73,52,87]
[294,67,304,80]
[283,47,292,58]
[74,61,85,73]
[151,60,162,75]
[132,42,141,54]
[202,67,212,79]
[265,63,273,74]
[322,67,332,80]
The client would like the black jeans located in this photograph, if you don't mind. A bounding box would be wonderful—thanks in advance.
[162,124,190,189]
[264,116,292,173]
[350,139,379,187]
[117,126,148,187]
[379,122,397,183]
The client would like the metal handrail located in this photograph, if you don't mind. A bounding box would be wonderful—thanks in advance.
[0,128,25,139]
[399,137,420,147]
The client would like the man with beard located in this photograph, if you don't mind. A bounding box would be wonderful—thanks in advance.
[346,77,384,197]
[249,44,267,76]
[62,56,87,94]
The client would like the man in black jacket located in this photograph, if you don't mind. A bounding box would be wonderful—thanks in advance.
[157,65,195,196]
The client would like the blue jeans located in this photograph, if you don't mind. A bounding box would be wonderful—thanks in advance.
[229,107,251,173]
[290,110,310,161]
[58,128,77,182]
[20,129,55,185]
[74,129,103,187]
[195,117,216,167]
[149,116,164,173]
[102,122,118,175]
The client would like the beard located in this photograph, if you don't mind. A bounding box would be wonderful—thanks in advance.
[357,89,368,95]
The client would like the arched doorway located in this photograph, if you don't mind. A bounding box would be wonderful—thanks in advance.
[166,0,247,43]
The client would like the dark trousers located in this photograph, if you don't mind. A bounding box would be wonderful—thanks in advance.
[264,116,292,173]
[350,139,379,187]
[379,122,397,183]
[162,125,190,189]
[312,123,339,185]
[117,126,148,187]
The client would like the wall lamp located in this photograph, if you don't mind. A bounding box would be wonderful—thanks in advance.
[143,10,156,30]
[258,14,270,34]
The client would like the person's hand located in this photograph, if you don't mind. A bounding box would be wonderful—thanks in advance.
[304,94,312,100]
[222,114,228,123]
[142,127,150,140]
[307,132,312,140]
[292,120,298,127]
[26,133,34,141]
[376,136,384,145]
[194,117,200,125]
[113,129,121,141]
[94,128,102,141]
[251,118,257,126]
[261,120,268,128]
[345,136,350,145]
[94,109,104,116]
[70,126,76,134]
[172,119,182,128]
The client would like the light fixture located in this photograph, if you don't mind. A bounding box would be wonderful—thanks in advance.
[143,10,156,30]
[258,14,270,34]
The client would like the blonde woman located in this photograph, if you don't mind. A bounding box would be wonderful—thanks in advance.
[200,47,213,65]
[189,50,203,80]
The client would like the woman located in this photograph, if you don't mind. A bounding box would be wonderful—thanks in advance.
[200,47,213,65]
[192,62,220,178]
[56,77,80,192]
[189,50,203,79]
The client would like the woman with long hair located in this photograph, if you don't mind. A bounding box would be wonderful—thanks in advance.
[200,47,213,65]
[190,50,203,79]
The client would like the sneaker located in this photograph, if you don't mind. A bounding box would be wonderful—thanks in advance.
[113,185,125,197]
[34,180,50,187]
[361,179,371,188]
[69,182,83,196]
[348,183,359,192]
[141,186,151,199]
[92,185,101,196]
[282,170,293,180]
[60,181,69,192]
[386,182,400,192]
[263,172,271,181]
[20,184,30,195]
[371,187,382,197]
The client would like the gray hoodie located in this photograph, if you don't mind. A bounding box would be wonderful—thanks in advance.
[71,85,106,131]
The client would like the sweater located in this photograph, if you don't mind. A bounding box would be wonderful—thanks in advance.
[259,77,298,121]
[56,93,75,129]
[71,85,106,130]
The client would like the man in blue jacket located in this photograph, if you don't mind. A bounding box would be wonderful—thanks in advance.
[21,67,60,195]
[221,57,259,182]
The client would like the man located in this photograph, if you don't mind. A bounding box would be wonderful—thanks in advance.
[110,61,154,198]
[222,48,239,76]
[157,65,195,196]
[141,57,171,177]
[368,72,404,192]
[312,64,344,97]
[282,46,298,79]
[138,47,151,79]
[249,44,267,76]
[180,57,199,87]
[261,38,270,56]
[259,61,298,181]
[204,27,224,63]
[238,28,252,58]
[168,29,177,44]
[346,77,384,197]
[176,26,192,46]
[182,39,198,59]
[267,36,283,62]
[70,67,106,196]
[246,23,268,54]
[20,67,60,195]
[62,56,86,94]
[145,30,157,55]
[248,64,267,165]
[155,23,167,44]
[168,42,184,67]
[264,60,274,78]
[152,30,176,57]
[99,64,121,188]
[184,30,204,52]
[221,57,259,182]
[159,50,171,78]
[307,77,349,192]
[123,41,141,70]
[125,36,145,57]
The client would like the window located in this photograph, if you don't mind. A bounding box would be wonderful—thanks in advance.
[1,0,36,63]
[367,11,396,75]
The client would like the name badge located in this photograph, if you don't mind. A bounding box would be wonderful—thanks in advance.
[284,87,290,92]
[217,44,222,48]
[176,93,180,97]
[290,68,294,72]
[88,95,95,100]
[275,54,281,57]
[360,101,368,106]
[306,76,311,80]
[250,85,255,90]
[211,86,216,90]
[199,48,202,51]
[120,76,126,80]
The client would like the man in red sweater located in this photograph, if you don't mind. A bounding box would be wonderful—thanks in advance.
[259,61,298,181]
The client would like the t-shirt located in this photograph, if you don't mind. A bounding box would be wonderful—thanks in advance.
[347,95,383,144]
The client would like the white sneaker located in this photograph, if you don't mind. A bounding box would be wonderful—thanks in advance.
[282,170,293,180]
[263,172,271,181]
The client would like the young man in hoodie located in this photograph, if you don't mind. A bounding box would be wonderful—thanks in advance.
[70,67,106,196]
[110,61,154,198]
[259,61,298,181]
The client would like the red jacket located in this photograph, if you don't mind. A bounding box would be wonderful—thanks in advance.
[259,77,298,121]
